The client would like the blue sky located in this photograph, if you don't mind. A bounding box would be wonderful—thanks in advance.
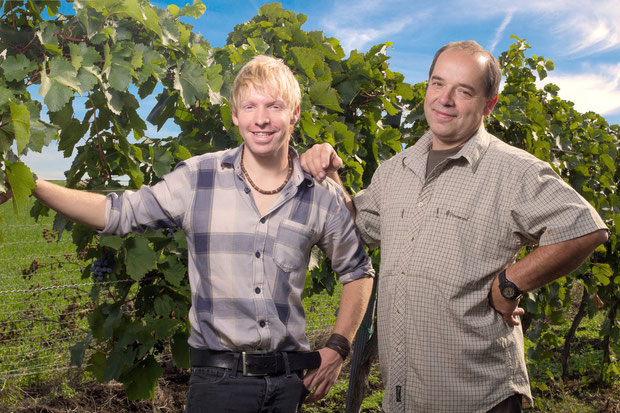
[24,0,620,179]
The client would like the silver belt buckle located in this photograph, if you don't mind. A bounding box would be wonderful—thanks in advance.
[242,351,268,376]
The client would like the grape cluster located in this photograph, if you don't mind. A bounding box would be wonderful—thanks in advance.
[91,252,114,282]
[166,226,178,238]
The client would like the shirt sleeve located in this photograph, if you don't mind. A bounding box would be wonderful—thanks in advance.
[101,162,193,236]
[317,180,375,285]
[353,166,384,250]
[509,160,608,246]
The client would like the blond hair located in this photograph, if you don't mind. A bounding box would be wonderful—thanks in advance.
[230,55,301,116]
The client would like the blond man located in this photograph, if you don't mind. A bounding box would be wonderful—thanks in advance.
[13,55,374,412]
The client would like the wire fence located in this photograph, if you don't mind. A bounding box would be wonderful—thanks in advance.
[0,219,341,383]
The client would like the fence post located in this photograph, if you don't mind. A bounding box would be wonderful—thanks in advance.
[345,276,378,413]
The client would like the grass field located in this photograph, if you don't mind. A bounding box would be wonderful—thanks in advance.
[0,189,92,381]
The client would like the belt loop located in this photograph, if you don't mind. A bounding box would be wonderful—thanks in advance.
[230,352,240,378]
[282,352,292,378]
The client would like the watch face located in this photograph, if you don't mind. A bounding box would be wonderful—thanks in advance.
[503,286,516,298]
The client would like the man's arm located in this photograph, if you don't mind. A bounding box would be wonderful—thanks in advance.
[33,179,107,229]
[303,276,373,402]
[300,143,356,216]
[490,229,609,325]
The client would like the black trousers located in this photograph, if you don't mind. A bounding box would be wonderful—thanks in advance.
[487,394,523,413]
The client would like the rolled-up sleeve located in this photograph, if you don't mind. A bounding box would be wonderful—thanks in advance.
[101,162,193,236]
[318,183,375,284]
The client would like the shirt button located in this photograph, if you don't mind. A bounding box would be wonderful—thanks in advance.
[400,272,405,277]
[396,345,402,352]
[244,187,251,194]
[260,217,266,224]
[397,306,403,314]
[410,235,415,242]
[255,251,261,258]
[417,201,424,207]
[259,320,266,327]
[255,287,261,294]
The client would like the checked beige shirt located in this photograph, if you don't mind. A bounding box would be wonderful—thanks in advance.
[355,126,607,412]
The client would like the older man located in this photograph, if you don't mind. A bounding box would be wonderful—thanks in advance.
[300,41,608,412]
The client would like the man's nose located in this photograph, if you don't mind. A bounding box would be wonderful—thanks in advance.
[254,107,270,125]
[438,88,454,106]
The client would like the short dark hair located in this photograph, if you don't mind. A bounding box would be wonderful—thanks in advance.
[428,41,501,99]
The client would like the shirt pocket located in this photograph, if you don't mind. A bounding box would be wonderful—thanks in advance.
[273,219,314,272]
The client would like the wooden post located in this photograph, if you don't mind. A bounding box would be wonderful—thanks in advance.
[345,277,378,413]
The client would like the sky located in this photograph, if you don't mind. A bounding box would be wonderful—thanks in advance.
[22,0,620,179]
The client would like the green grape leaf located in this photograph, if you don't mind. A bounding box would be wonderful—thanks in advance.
[309,81,342,112]
[100,235,124,249]
[28,120,58,153]
[39,59,80,112]
[171,331,190,368]
[122,355,163,401]
[174,61,209,106]
[161,255,186,287]
[1,55,37,82]
[9,101,30,155]
[334,121,355,155]
[87,351,108,382]
[125,236,157,280]
[5,161,35,213]
[154,295,174,317]
[180,0,206,18]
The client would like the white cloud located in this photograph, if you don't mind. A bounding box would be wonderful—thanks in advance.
[458,0,620,55]
[319,0,418,52]
[488,9,514,53]
[542,63,620,116]
[557,0,620,55]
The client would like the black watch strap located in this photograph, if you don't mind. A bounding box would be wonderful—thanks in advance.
[498,269,523,301]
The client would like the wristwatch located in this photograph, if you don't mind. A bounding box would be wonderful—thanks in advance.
[498,269,523,301]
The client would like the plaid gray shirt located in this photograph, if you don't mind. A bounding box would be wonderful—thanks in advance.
[355,126,607,413]
[102,145,374,352]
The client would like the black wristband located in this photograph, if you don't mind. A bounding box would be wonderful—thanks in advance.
[324,333,351,361]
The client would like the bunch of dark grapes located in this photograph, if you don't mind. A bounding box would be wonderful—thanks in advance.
[166,226,178,238]
[91,252,114,282]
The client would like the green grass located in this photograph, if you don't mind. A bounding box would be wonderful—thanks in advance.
[0,193,91,387]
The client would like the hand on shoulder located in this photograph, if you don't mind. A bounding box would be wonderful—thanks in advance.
[300,143,343,182]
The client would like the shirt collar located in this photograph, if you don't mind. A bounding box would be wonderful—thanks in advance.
[402,124,491,175]
[221,144,313,188]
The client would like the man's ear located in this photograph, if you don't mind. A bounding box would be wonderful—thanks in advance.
[484,95,498,116]
[232,110,239,126]
[290,105,301,125]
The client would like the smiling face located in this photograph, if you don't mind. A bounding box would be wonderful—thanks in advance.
[424,49,497,149]
[232,84,300,161]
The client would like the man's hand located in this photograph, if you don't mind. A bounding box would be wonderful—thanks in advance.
[489,275,525,326]
[302,347,344,403]
[300,143,343,182]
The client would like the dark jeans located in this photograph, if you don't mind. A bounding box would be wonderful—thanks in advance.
[487,394,523,413]
[185,366,310,413]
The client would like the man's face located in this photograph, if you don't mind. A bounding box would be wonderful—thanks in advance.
[232,84,300,161]
[424,49,496,149]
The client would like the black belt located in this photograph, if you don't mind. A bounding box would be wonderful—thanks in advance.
[190,347,321,376]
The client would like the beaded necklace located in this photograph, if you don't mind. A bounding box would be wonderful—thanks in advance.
[240,147,293,195]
